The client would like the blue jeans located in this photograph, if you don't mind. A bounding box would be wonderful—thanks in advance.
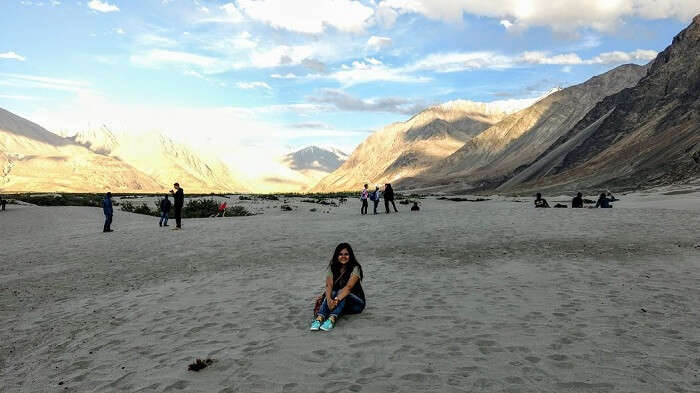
[159,211,168,225]
[318,290,365,319]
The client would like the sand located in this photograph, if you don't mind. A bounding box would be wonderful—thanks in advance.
[1,189,699,392]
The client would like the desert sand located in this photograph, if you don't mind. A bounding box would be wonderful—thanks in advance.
[1,188,699,392]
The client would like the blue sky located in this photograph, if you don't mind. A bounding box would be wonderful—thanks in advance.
[0,0,696,165]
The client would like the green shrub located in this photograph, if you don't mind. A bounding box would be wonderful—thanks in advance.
[225,205,255,216]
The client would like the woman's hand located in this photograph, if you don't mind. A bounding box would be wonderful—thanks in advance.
[328,297,339,310]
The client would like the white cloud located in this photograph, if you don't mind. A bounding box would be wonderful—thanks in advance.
[309,88,427,114]
[0,52,26,61]
[407,49,658,73]
[236,81,272,90]
[0,73,91,92]
[330,57,429,86]
[237,0,374,33]
[271,73,300,79]
[380,0,700,32]
[115,28,125,35]
[408,51,514,72]
[367,36,392,51]
[500,19,513,29]
[0,94,43,101]
[87,0,119,13]
[130,49,219,70]
[590,49,658,64]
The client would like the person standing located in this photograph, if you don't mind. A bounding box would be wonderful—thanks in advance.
[0,195,5,211]
[572,192,584,208]
[171,183,184,229]
[102,192,114,232]
[159,194,171,227]
[595,192,613,208]
[360,184,369,215]
[383,183,398,213]
[370,186,380,215]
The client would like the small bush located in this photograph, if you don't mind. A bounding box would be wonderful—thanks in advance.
[225,205,255,216]
[238,195,253,200]
[281,204,293,211]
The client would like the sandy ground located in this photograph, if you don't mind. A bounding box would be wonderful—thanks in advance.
[1,189,699,393]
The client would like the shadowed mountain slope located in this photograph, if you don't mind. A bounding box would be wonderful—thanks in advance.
[311,99,540,191]
[500,14,700,192]
[397,64,647,191]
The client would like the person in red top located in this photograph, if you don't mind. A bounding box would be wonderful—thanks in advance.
[216,202,227,217]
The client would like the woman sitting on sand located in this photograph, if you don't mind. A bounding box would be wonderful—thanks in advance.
[310,243,366,331]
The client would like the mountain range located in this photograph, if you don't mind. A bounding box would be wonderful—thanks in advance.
[3,16,699,195]
[316,15,700,194]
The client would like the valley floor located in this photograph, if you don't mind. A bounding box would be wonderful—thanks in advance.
[1,190,699,392]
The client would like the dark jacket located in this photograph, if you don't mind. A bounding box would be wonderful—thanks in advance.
[595,197,612,208]
[572,196,583,208]
[173,188,184,208]
[102,197,113,215]
[161,198,172,213]
[331,266,366,302]
[384,186,394,201]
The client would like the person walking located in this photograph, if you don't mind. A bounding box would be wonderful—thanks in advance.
[383,183,398,213]
[360,184,369,215]
[102,192,114,232]
[370,186,380,214]
[159,194,171,227]
[0,196,5,211]
[171,183,184,229]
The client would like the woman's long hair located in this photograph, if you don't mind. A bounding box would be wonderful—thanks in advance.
[328,243,363,289]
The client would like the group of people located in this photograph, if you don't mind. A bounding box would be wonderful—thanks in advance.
[359,183,404,215]
[534,191,618,209]
[101,182,185,232]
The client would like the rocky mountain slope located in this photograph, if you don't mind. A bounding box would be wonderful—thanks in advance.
[311,99,540,191]
[0,108,162,192]
[70,127,247,193]
[397,64,647,191]
[499,14,700,192]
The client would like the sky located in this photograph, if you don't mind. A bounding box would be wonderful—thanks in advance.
[0,0,697,170]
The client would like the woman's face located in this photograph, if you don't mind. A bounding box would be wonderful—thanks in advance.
[338,248,350,264]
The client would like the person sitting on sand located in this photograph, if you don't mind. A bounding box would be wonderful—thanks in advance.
[595,193,613,208]
[607,191,619,202]
[159,194,171,227]
[360,184,369,215]
[534,193,550,208]
[411,202,420,212]
[572,192,584,208]
[102,192,114,232]
[310,243,366,332]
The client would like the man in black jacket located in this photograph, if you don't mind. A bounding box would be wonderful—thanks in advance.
[170,183,184,229]
[572,192,584,208]
[159,194,172,227]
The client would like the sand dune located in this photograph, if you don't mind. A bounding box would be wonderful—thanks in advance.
[1,190,699,392]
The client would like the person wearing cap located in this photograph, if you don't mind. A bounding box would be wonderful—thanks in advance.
[170,183,184,229]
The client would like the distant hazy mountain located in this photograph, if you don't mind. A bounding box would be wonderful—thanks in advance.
[311,97,544,191]
[0,108,162,192]
[499,14,700,192]
[283,146,348,172]
[70,126,248,193]
[398,64,647,191]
